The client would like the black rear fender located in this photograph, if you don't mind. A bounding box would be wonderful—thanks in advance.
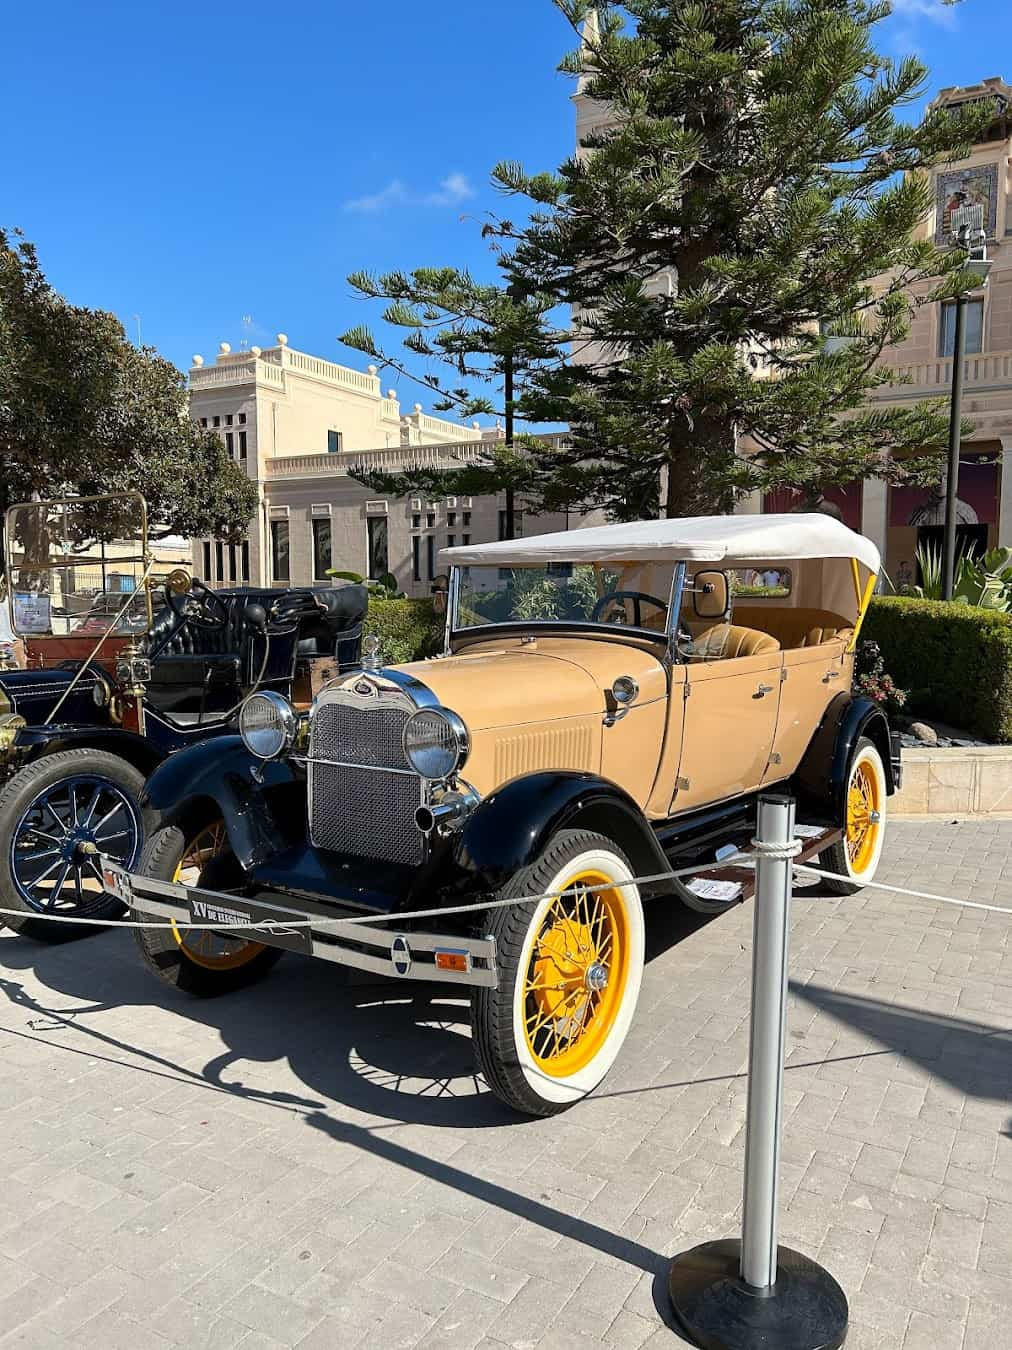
[794,693,896,817]
[450,771,671,897]
[141,735,305,870]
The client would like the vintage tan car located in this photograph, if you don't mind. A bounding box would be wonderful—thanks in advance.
[112,514,899,1116]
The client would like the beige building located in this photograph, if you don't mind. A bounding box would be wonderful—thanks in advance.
[188,337,581,597]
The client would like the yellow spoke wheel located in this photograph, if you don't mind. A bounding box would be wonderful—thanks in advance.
[846,759,881,874]
[522,870,630,1078]
[170,821,265,971]
[819,737,887,896]
[472,830,645,1117]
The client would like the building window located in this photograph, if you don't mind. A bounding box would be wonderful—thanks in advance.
[498,509,525,540]
[447,534,455,549]
[411,513,421,529]
[426,512,436,528]
[215,541,224,581]
[270,520,290,582]
[238,412,247,424]
[327,430,343,454]
[412,536,421,581]
[447,511,457,527]
[312,518,332,580]
[202,541,212,578]
[241,540,250,582]
[228,544,237,582]
[463,510,471,527]
[462,533,471,546]
[226,414,233,426]
[225,432,234,455]
[213,415,220,428]
[939,298,984,357]
[367,516,389,578]
[238,430,247,459]
[426,535,435,581]
[200,417,208,428]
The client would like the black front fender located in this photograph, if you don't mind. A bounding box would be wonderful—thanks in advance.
[450,771,671,896]
[13,725,166,778]
[142,736,305,870]
[794,693,896,816]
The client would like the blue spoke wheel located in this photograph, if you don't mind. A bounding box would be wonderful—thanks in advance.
[0,749,148,941]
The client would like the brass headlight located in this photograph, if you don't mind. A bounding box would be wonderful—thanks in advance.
[0,713,26,755]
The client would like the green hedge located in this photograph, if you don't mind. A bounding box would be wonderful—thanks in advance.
[363,597,442,665]
[863,596,1012,742]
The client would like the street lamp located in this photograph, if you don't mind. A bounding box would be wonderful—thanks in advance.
[942,204,993,600]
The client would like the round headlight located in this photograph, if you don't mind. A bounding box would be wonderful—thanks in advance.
[239,691,297,760]
[402,707,469,781]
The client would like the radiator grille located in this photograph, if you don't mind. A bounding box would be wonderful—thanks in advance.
[308,689,424,866]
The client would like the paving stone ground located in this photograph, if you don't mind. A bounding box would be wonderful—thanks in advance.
[0,817,1010,1350]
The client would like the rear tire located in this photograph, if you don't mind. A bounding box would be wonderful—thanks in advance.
[134,821,282,996]
[471,829,644,1117]
[819,737,887,895]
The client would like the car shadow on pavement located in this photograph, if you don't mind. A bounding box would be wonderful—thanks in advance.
[0,894,723,1130]
[793,981,1012,1143]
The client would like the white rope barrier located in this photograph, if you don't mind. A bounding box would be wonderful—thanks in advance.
[2,848,1009,935]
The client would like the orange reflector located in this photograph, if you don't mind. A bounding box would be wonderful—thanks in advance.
[435,950,469,973]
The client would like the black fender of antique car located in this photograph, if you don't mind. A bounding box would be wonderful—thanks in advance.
[12,723,167,778]
[141,735,306,869]
[446,771,674,900]
[793,692,900,817]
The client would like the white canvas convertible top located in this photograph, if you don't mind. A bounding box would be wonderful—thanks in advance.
[441,513,880,574]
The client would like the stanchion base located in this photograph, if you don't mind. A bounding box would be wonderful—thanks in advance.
[668,1239,848,1350]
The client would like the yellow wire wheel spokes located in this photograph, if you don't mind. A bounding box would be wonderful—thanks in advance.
[522,869,630,1078]
[845,754,882,875]
[170,820,265,970]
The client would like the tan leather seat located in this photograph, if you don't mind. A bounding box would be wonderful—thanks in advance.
[797,625,854,648]
[686,623,781,660]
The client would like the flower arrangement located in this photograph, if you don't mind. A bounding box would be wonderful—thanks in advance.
[855,640,907,716]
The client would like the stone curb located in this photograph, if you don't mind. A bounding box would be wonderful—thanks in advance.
[891,744,1012,815]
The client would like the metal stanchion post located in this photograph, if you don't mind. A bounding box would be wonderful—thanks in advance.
[667,794,849,1350]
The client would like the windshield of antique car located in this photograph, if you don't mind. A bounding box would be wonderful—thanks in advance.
[3,494,189,639]
[454,561,676,635]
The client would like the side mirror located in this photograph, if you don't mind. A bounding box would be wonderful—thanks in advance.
[244,602,268,633]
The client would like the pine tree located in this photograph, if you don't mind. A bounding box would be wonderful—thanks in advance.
[344,0,986,521]
[503,0,987,517]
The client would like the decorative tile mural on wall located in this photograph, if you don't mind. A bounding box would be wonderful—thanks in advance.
[936,164,999,243]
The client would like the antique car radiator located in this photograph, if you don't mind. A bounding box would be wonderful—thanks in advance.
[308,683,425,866]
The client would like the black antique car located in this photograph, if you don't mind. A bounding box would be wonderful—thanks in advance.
[1,493,366,938]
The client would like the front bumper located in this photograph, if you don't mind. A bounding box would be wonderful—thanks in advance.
[103,859,497,988]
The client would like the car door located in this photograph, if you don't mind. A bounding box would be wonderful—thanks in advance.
[669,647,783,813]
[763,638,848,783]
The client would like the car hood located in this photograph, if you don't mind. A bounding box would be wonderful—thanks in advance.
[395,647,604,731]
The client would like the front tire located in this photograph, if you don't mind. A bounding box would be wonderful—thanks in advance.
[0,748,146,941]
[819,737,887,895]
[134,821,282,995]
[472,829,645,1117]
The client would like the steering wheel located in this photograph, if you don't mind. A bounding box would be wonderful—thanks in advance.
[591,590,668,629]
[164,578,229,631]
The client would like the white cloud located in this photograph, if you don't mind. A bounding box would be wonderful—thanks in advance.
[424,172,475,207]
[888,0,957,27]
[344,172,475,213]
[344,179,409,213]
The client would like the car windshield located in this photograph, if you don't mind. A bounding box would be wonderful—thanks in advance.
[454,562,675,634]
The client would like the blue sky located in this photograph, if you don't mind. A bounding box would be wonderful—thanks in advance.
[2,0,1009,416]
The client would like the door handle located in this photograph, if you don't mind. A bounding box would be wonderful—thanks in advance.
[754,683,774,698]
[822,670,842,683]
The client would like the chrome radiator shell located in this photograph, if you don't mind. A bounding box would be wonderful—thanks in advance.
[307,675,426,866]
